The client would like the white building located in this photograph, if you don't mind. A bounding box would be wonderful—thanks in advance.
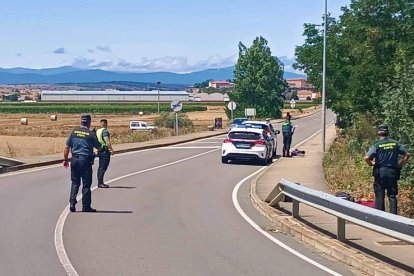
[41,90,190,102]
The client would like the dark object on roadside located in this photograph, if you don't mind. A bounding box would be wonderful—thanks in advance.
[335,192,355,202]
[291,149,305,157]
[214,118,222,129]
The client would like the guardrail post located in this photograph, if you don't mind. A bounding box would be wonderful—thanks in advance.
[337,218,346,241]
[292,200,300,218]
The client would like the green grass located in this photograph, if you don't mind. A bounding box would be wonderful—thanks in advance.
[0,103,208,114]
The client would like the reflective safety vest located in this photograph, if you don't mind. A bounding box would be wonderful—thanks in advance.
[96,128,107,148]
[282,121,293,134]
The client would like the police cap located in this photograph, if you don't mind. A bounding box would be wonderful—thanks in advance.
[81,114,92,123]
[377,124,389,132]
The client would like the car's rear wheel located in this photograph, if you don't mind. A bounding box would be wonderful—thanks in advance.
[260,157,267,166]
[221,157,228,164]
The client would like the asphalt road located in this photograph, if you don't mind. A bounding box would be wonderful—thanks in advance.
[0,111,354,276]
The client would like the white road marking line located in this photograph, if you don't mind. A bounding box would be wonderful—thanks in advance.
[55,148,219,276]
[162,146,220,149]
[232,169,342,276]
[0,135,225,178]
[232,123,342,276]
[189,141,222,144]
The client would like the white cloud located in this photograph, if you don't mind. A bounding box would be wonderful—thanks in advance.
[67,54,300,73]
[113,55,237,73]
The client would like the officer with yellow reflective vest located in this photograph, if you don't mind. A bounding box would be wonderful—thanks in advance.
[365,125,410,214]
[64,114,101,212]
[96,119,114,188]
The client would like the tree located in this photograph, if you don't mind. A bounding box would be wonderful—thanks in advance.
[382,63,414,186]
[231,36,285,118]
[294,0,414,123]
[193,79,212,88]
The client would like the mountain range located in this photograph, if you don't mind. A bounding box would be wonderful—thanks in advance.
[0,66,305,85]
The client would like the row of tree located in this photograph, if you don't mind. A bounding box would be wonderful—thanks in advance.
[294,0,414,185]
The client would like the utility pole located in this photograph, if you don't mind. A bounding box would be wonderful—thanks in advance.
[322,0,328,152]
[156,81,161,114]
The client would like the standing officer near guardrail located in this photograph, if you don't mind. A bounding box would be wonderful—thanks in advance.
[96,119,114,188]
[282,113,295,157]
[63,114,102,212]
[365,125,410,214]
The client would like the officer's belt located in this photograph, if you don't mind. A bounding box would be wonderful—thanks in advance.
[72,154,92,159]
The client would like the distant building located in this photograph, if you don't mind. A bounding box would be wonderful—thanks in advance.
[286,78,319,99]
[41,90,190,102]
[287,78,308,89]
[208,80,234,89]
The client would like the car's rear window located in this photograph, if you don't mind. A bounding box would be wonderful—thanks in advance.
[232,118,247,125]
[243,123,269,130]
[229,131,261,140]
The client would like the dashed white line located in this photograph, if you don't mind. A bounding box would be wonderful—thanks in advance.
[55,148,219,276]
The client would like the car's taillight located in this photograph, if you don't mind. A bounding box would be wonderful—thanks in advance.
[223,138,233,143]
[254,140,267,145]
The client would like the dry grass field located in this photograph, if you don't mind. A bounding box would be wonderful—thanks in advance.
[0,106,228,158]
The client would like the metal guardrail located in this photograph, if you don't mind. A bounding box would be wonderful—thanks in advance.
[0,156,24,168]
[265,178,414,244]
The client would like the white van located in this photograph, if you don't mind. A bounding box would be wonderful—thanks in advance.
[129,121,157,131]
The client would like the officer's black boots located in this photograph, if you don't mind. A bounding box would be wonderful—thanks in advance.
[98,183,109,188]
[70,204,76,212]
[82,207,97,212]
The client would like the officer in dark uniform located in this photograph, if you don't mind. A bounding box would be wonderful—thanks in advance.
[281,113,295,157]
[365,125,410,214]
[64,114,102,212]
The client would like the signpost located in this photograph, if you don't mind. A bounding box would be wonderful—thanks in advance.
[171,100,183,136]
[245,108,256,119]
[290,99,296,109]
[227,101,237,122]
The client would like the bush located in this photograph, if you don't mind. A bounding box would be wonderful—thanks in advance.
[154,112,194,129]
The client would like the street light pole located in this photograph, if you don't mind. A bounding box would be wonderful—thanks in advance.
[156,81,161,114]
[322,0,328,152]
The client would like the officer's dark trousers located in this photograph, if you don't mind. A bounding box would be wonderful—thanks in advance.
[97,151,111,185]
[283,134,292,156]
[70,156,93,208]
[373,167,398,214]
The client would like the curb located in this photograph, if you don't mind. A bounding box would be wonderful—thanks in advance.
[249,160,410,276]
[0,131,227,175]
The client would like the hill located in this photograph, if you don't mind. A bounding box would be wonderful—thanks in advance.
[0,66,305,85]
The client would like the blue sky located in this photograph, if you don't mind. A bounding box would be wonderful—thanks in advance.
[0,0,350,72]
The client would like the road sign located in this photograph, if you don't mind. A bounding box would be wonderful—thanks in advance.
[245,108,256,117]
[227,101,237,122]
[227,101,237,111]
[290,99,296,109]
[171,100,183,112]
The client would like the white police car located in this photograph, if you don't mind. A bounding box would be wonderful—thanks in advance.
[221,127,274,165]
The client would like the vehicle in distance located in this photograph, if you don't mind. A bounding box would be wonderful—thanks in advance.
[221,128,274,165]
[130,121,157,131]
[242,120,280,156]
[229,117,248,130]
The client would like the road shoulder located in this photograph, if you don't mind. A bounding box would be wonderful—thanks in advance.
[250,124,414,276]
